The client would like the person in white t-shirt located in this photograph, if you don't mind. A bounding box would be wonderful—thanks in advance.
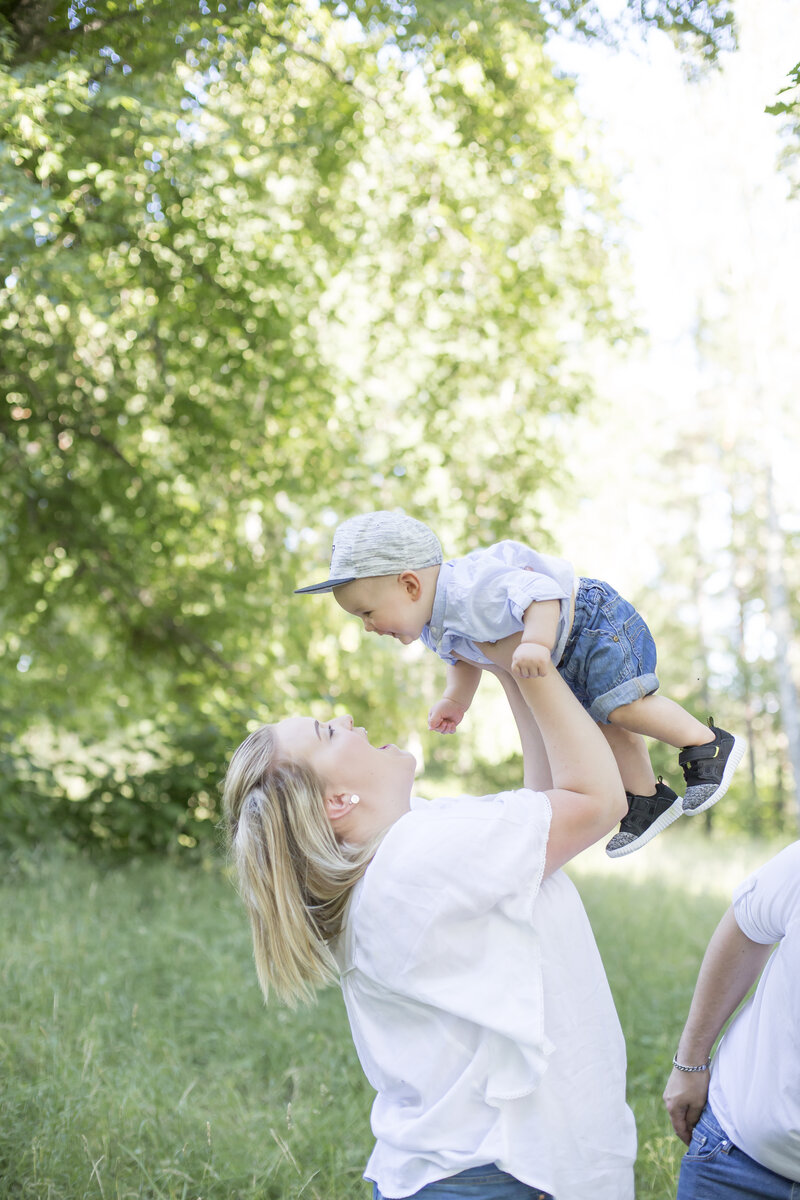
[295,511,744,859]
[663,840,800,1198]
[223,655,636,1200]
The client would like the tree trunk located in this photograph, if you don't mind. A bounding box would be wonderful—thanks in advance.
[737,592,760,832]
[765,468,800,833]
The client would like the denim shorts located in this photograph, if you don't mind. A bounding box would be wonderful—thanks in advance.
[372,1163,553,1200]
[557,578,659,724]
[677,1104,800,1199]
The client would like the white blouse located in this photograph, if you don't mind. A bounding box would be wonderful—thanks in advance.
[333,791,636,1200]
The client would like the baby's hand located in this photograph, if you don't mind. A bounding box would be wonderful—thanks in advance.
[428,697,467,734]
[511,641,551,679]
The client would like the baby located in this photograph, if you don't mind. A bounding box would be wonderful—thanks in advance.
[295,511,744,857]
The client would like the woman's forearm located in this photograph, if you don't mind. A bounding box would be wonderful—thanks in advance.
[491,667,553,790]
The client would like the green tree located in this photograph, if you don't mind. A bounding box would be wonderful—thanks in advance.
[768,60,800,190]
[0,0,737,853]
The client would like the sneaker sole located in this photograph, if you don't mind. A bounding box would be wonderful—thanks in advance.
[682,735,746,815]
[606,794,685,859]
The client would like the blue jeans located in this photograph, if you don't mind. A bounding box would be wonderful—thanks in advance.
[372,1163,553,1200]
[677,1105,800,1199]
[558,578,659,724]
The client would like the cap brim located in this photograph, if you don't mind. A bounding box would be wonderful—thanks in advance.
[293,576,356,595]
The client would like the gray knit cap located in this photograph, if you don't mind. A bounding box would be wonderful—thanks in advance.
[294,511,443,594]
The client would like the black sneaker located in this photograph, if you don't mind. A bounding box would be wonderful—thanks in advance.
[680,721,745,815]
[605,780,683,858]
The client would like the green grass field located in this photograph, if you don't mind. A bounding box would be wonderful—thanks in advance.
[1,827,788,1200]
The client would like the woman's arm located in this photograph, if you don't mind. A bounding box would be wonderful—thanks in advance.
[477,634,626,875]
[487,665,553,790]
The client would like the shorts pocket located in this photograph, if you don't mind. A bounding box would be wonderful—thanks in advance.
[620,611,654,676]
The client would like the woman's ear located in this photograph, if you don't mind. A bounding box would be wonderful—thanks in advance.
[325,792,357,823]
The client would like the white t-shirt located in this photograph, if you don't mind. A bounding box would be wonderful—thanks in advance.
[709,839,800,1181]
[420,541,575,667]
[332,791,636,1200]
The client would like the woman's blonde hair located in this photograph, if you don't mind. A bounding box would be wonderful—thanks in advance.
[222,724,376,1006]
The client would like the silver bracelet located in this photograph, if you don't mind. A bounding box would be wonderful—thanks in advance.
[672,1054,710,1073]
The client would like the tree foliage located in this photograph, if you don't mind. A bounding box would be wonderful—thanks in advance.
[0,0,738,854]
[767,60,800,191]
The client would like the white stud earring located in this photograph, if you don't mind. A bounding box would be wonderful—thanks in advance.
[350,794,360,806]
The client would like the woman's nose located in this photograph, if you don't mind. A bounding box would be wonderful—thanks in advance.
[335,714,354,730]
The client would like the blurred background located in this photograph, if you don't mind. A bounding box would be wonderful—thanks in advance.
[2,0,799,857]
[3,6,800,1198]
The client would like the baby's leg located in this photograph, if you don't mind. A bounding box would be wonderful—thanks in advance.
[601,721,684,859]
[608,695,744,818]
[569,581,742,834]
[600,724,656,795]
[607,695,712,748]
[566,580,706,749]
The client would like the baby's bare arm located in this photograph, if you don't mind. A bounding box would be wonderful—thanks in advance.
[445,659,482,709]
[509,599,560,677]
[520,598,560,650]
[512,645,549,678]
[428,660,482,733]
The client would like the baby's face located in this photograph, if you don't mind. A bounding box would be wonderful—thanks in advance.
[333,574,430,644]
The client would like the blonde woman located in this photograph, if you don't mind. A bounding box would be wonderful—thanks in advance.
[223,652,637,1200]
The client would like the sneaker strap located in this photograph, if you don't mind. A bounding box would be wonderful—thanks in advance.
[679,740,719,767]
[655,780,679,800]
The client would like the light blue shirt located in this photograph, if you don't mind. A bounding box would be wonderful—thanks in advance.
[421,540,575,666]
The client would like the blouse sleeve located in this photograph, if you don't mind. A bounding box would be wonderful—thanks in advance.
[351,791,555,1100]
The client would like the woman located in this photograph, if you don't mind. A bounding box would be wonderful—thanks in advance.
[223,649,637,1200]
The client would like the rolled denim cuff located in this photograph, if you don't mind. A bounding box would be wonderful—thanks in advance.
[589,672,660,724]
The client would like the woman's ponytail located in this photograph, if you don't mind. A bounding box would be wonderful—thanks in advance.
[223,726,374,1006]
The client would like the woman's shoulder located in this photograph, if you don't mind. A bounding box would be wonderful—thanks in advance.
[405,789,551,844]
[361,791,552,909]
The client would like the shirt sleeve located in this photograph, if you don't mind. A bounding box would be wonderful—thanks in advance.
[352,791,555,1099]
[732,840,800,944]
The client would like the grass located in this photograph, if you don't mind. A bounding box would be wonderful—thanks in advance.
[566,822,787,1198]
[0,827,788,1200]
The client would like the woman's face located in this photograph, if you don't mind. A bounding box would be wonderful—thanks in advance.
[275,714,416,822]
